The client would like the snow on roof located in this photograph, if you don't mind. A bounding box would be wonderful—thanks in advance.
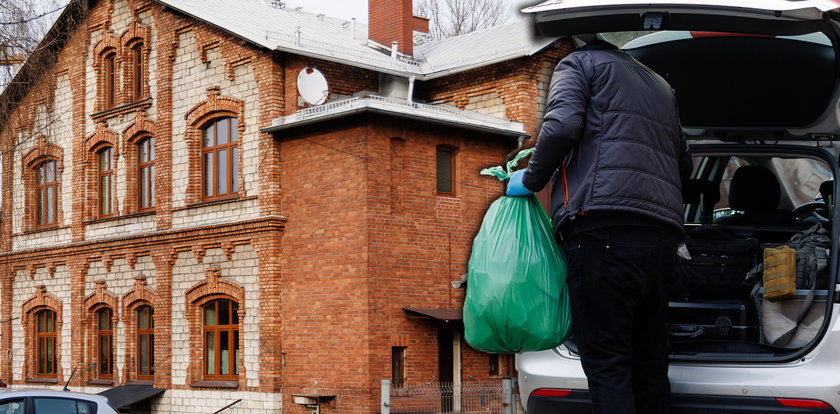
[156,0,556,79]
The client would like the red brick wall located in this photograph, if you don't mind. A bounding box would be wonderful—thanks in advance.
[277,113,516,411]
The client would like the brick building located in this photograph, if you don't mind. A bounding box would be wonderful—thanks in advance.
[0,0,569,412]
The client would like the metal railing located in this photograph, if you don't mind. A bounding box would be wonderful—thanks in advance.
[381,378,515,414]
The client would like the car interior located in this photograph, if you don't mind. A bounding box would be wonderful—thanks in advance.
[668,148,835,359]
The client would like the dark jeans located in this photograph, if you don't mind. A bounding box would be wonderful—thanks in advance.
[563,226,679,414]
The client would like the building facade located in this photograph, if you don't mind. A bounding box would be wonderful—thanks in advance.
[0,0,570,412]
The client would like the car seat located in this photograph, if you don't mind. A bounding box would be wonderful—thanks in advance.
[683,179,720,223]
[714,165,794,226]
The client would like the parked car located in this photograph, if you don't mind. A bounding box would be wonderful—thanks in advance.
[0,389,118,414]
[517,1,840,413]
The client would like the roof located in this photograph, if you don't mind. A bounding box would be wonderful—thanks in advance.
[155,0,556,79]
[262,94,526,137]
[404,308,463,324]
[98,385,166,409]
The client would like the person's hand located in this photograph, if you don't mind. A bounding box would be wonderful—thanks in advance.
[506,170,533,197]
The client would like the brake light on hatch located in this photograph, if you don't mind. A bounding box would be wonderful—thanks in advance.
[532,389,573,398]
[689,31,774,39]
[776,398,831,408]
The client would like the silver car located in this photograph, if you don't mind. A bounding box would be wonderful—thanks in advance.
[0,389,118,414]
[518,1,840,413]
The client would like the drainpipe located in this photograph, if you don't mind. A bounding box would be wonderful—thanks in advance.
[407,76,416,103]
[506,135,527,161]
[391,41,399,62]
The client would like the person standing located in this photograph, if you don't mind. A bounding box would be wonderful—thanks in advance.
[506,34,693,414]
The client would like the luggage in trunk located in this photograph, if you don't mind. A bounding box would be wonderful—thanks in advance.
[674,229,760,299]
[667,299,758,342]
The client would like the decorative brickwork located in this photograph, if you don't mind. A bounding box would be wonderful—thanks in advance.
[183,267,245,386]
[84,122,120,220]
[20,138,66,233]
[121,275,155,383]
[121,110,157,214]
[83,280,119,382]
[20,285,64,382]
[183,87,246,204]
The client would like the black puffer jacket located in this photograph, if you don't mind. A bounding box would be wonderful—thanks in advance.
[522,40,692,237]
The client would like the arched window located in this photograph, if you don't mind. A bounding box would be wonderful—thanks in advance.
[136,305,154,380]
[97,308,113,378]
[137,137,155,210]
[104,52,117,109]
[35,160,58,227]
[35,309,57,376]
[202,117,239,200]
[97,147,114,217]
[203,299,239,379]
[131,43,144,101]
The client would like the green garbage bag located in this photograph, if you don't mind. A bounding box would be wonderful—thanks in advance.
[464,149,572,353]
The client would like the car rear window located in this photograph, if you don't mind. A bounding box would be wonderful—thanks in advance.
[33,398,96,414]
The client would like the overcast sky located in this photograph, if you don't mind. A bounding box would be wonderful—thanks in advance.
[281,0,538,24]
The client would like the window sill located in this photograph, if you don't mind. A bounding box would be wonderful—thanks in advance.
[174,195,257,212]
[91,98,152,121]
[87,379,113,386]
[126,380,153,386]
[25,378,58,384]
[83,210,156,225]
[190,380,238,389]
[19,225,68,236]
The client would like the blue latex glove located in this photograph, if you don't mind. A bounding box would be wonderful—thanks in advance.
[506,170,533,197]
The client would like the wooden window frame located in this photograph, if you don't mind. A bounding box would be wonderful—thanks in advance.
[137,137,155,211]
[391,346,406,387]
[97,147,114,218]
[201,117,239,201]
[35,309,57,377]
[104,52,117,109]
[436,145,457,195]
[130,43,144,102]
[97,308,114,379]
[136,305,154,380]
[202,299,239,381]
[35,160,58,228]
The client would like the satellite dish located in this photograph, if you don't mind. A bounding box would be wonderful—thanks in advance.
[297,67,329,105]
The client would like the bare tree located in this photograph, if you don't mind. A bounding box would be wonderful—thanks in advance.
[415,0,511,39]
[1,0,64,91]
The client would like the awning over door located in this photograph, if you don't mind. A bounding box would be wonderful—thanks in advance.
[98,385,166,409]
[404,308,463,328]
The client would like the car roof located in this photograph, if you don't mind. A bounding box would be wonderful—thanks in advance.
[0,389,109,403]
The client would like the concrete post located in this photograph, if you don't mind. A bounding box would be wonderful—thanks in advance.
[503,376,514,414]
[381,379,391,414]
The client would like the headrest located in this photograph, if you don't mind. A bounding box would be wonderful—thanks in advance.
[728,165,780,212]
[683,179,720,206]
[820,180,834,210]
[819,180,834,200]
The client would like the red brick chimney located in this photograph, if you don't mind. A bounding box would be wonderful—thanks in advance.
[368,0,429,56]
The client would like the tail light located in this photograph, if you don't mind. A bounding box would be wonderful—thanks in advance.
[531,389,572,398]
[776,398,831,408]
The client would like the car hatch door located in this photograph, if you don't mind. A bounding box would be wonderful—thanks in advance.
[523,0,840,37]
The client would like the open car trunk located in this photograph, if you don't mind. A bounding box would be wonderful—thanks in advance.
[522,1,840,362]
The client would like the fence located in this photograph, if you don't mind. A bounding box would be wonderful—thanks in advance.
[381,378,516,414]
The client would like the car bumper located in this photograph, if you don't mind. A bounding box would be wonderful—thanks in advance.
[528,390,838,413]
